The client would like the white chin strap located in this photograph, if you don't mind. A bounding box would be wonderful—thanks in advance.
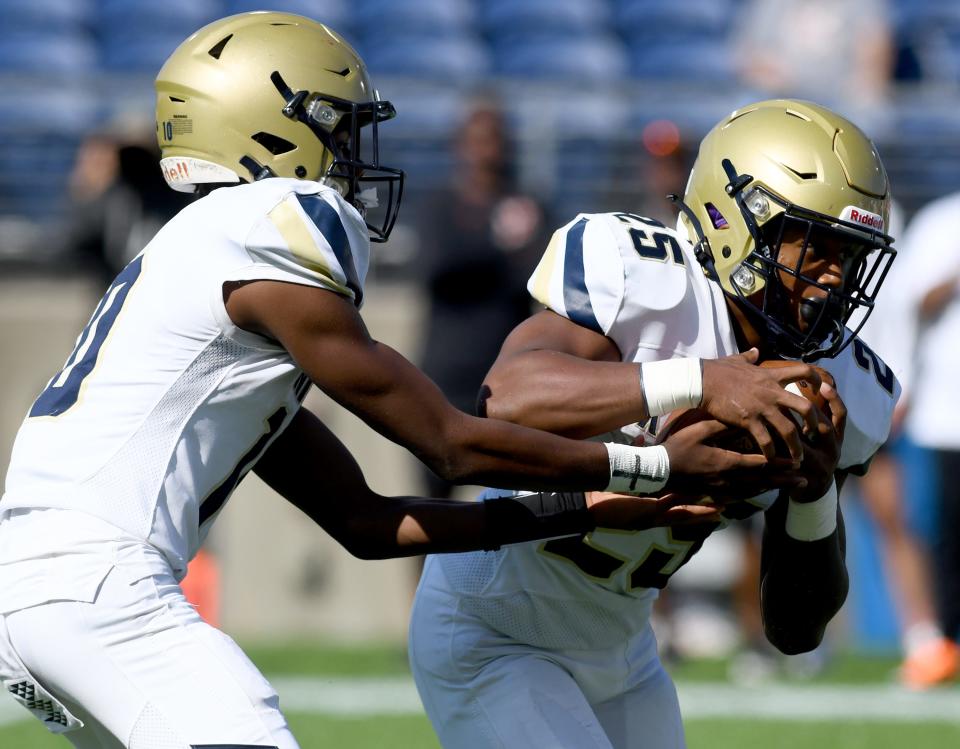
[159,157,241,193]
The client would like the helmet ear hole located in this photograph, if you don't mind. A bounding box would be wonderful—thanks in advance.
[721,246,732,258]
[295,166,307,178]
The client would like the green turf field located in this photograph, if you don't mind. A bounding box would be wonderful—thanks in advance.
[3,643,959,748]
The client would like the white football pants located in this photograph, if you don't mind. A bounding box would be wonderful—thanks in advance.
[408,556,685,749]
[0,509,298,749]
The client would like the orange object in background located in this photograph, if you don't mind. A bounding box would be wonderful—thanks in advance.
[180,548,221,627]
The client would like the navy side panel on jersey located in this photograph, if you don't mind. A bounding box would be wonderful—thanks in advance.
[30,255,145,418]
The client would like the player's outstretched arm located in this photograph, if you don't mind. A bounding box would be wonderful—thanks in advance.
[482,310,822,460]
[225,279,608,491]
[757,384,849,654]
[253,409,727,558]
[226,280,792,496]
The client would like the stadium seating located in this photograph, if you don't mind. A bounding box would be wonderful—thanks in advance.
[0,0,93,32]
[478,0,610,39]
[97,0,222,33]
[224,0,352,33]
[0,33,97,75]
[613,0,733,40]
[492,33,629,81]
[359,34,491,83]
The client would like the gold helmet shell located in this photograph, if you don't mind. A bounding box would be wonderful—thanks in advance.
[677,99,895,359]
[682,99,889,295]
[155,12,404,241]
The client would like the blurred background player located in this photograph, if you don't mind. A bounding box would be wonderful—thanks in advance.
[890,188,960,685]
[409,99,900,749]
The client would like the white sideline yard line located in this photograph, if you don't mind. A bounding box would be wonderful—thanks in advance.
[3,677,960,728]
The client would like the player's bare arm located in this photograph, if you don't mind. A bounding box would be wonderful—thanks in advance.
[758,380,850,654]
[227,279,787,499]
[254,408,729,557]
[482,308,820,460]
[226,279,613,491]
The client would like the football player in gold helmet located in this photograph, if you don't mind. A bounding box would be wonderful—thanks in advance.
[410,101,900,748]
[676,100,895,361]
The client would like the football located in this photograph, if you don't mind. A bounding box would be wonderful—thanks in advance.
[655,359,832,456]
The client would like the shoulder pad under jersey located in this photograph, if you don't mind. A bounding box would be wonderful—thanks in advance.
[817,334,901,474]
[527,213,702,351]
[244,182,370,307]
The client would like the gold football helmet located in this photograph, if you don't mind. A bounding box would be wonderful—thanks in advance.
[675,99,895,359]
[155,11,403,241]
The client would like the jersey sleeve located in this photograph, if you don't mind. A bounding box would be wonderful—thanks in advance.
[527,213,707,360]
[820,335,902,474]
[527,214,626,336]
[239,189,370,307]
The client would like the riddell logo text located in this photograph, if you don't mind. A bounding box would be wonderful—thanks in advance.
[164,162,190,181]
[848,209,883,229]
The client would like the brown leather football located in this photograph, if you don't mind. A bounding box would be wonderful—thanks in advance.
[655,360,832,455]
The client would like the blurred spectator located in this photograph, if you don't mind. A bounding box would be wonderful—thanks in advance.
[850,204,957,688]
[894,190,960,685]
[415,96,549,499]
[733,0,895,135]
[64,125,190,284]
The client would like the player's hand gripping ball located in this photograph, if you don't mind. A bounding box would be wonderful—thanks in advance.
[657,359,834,458]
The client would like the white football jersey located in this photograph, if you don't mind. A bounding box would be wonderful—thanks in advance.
[433,212,901,650]
[1,178,369,580]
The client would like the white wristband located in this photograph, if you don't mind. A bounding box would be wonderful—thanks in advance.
[604,442,670,494]
[641,358,703,417]
[785,480,838,541]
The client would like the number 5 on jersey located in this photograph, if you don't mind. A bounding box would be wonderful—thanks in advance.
[30,255,144,418]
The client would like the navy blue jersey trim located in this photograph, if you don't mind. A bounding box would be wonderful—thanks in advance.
[295,194,363,306]
[562,218,603,334]
[199,407,288,525]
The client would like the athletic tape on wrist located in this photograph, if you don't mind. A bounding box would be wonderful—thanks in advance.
[641,358,703,417]
[785,480,838,541]
[604,443,670,494]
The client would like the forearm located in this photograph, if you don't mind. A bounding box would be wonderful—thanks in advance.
[305,493,491,559]
[435,409,612,490]
[254,409,599,559]
[312,340,613,491]
[482,349,647,438]
[759,493,848,654]
[275,482,592,560]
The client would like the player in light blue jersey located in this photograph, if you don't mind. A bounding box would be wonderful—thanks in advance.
[0,15,819,749]
[409,100,900,749]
